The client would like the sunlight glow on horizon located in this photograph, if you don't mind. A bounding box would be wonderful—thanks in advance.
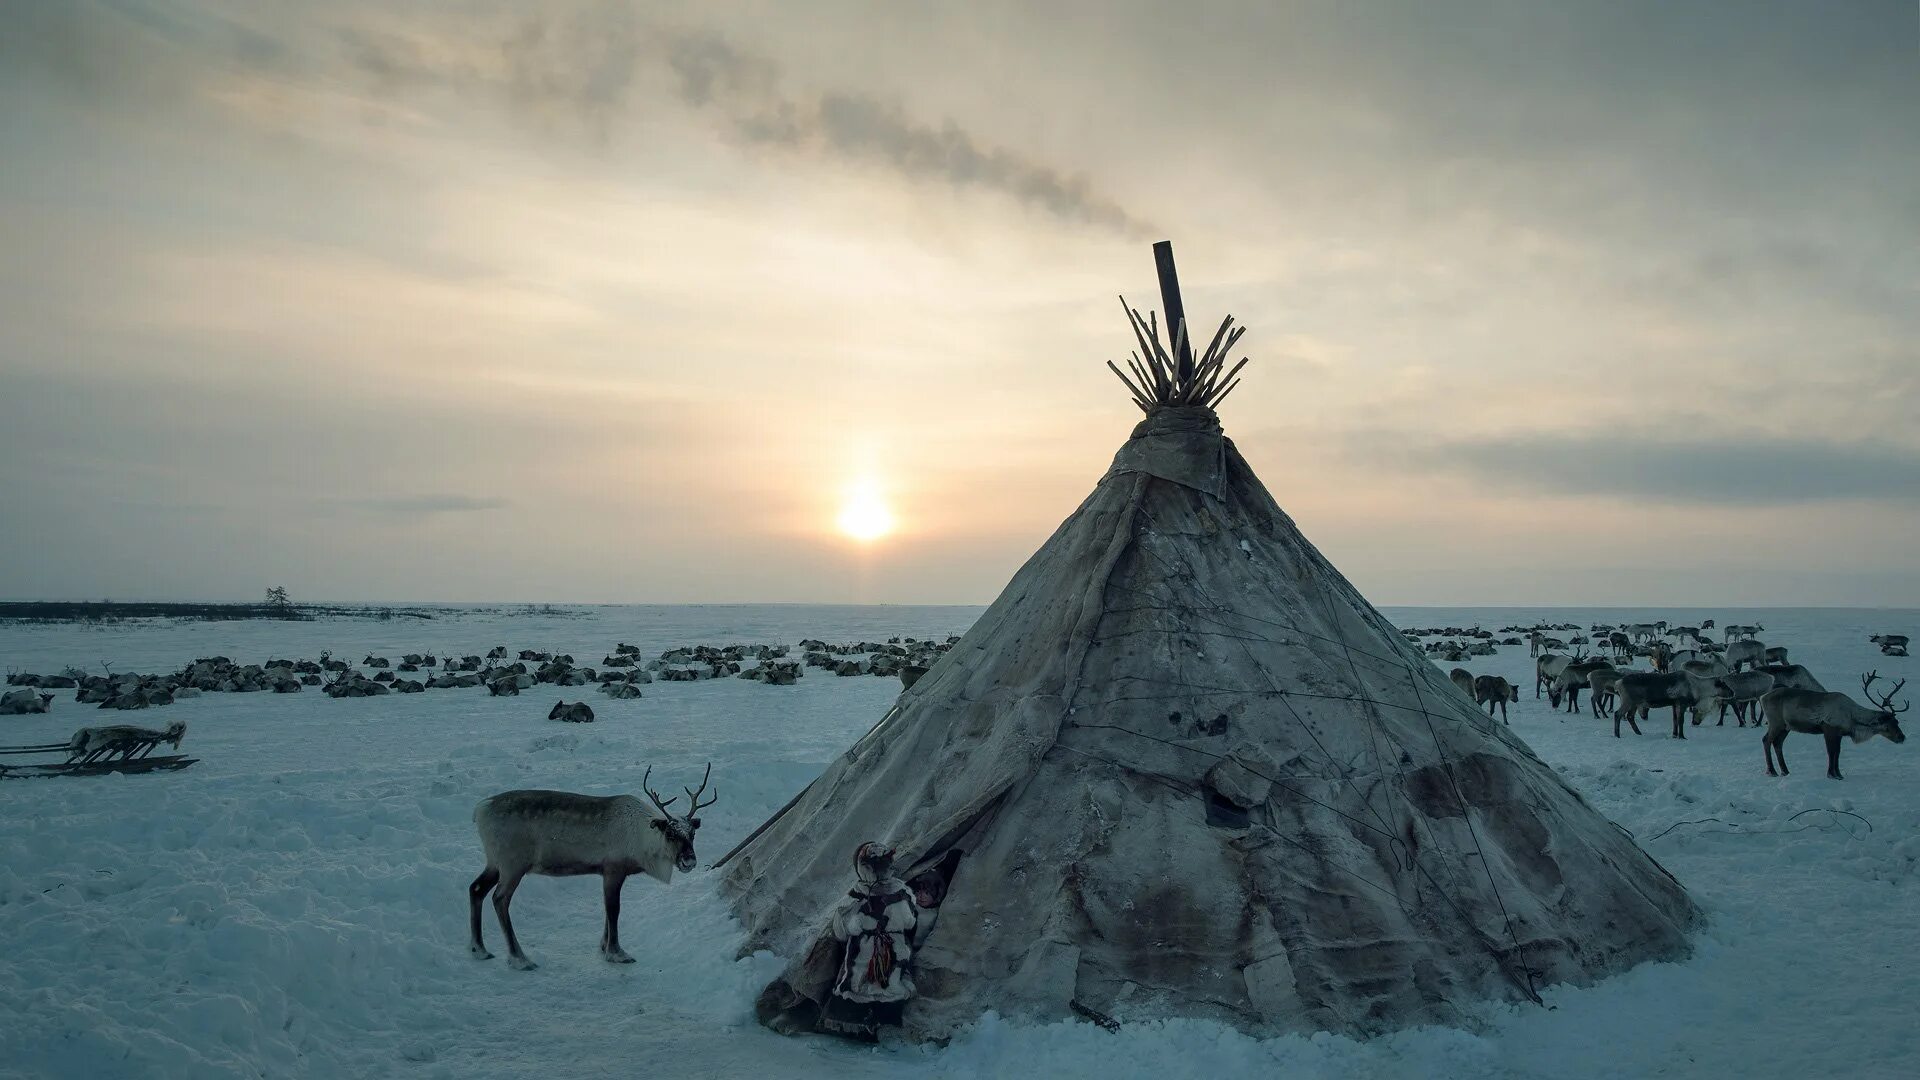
[836,478,896,543]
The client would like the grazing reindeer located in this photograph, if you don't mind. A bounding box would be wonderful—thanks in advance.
[1763,646,1789,667]
[1449,667,1476,700]
[1613,672,1724,739]
[1473,675,1519,722]
[66,720,186,762]
[469,764,717,970]
[1587,667,1627,717]
[1549,660,1613,712]
[1605,631,1633,659]
[1762,674,1908,780]
[1710,671,1775,726]
[1722,623,1764,642]
[1535,652,1576,698]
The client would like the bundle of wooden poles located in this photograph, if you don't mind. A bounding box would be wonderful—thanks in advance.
[1106,301,1251,414]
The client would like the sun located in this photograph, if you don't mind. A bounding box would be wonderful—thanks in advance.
[836,482,896,542]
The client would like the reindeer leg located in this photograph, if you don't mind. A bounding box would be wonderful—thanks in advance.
[1824,730,1844,780]
[492,869,536,970]
[601,871,635,963]
[1672,705,1686,739]
[1773,732,1789,776]
[468,867,500,959]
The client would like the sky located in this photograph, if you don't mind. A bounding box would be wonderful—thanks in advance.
[2,1,1917,607]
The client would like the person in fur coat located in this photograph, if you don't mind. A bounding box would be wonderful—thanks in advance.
[819,841,917,1041]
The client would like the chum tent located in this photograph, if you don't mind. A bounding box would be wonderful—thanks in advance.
[719,243,1698,1039]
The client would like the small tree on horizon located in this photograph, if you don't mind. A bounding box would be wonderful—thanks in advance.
[266,586,292,615]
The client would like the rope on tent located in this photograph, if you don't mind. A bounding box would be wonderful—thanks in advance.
[1404,670,1545,1006]
[1052,737,1428,907]
[1120,541,1412,849]
[1125,519,1547,1006]
[1118,520,1527,948]
[1645,807,1873,842]
[710,703,906,870]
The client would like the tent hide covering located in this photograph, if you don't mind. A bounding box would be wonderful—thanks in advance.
[721,254,1698,1039]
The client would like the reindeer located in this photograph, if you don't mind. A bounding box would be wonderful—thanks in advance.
[1763,646,1789,667]
[1535,652,1576,698]
[1722,623,1764,642]
[1756,663,1825,692]
[1449,667,1476,700]
[0,689,54,714]
[1472,675,1519,722]
[1762,674,1907,779]
[1872,634,1910,657]
[1605,631,1633,659]
[1725,639,1767,672]
[1549,659,1613,712]
[1711,671,1776,726]
[548,700,595,723]
[66,720,186,762]
[1678,655,1731,680]
[1587,667,1627,717]
[1613,671,1725,738]
[469,765,717,970]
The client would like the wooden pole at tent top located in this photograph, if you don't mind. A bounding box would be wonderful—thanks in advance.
[1152,240,1195,384]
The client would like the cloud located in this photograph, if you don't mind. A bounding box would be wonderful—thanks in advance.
[1395,433,1920,505]
[338,495,511,516]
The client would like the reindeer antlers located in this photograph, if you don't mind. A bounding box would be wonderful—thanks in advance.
[643,763,717,819]
[683,762,717,816]
[1862,671,1910,712]
[641,765,678,815]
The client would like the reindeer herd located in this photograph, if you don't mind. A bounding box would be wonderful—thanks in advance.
[1441,619,1910,780]
[3,635,960,729]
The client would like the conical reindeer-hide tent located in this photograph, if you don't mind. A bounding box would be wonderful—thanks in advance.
[722,243,1698,1039]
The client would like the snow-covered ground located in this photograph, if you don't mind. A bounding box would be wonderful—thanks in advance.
[2,605,1916,1080]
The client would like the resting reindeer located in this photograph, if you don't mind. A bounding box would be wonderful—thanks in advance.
[1472,675,1519,722]
[1761,674,1907,780]
[469,764,716,970]
[67,720,186,763]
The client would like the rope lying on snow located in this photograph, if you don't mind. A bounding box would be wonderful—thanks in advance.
[1645,808,1875,842]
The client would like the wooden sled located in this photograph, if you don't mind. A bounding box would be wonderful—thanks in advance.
[0,741,200,780]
